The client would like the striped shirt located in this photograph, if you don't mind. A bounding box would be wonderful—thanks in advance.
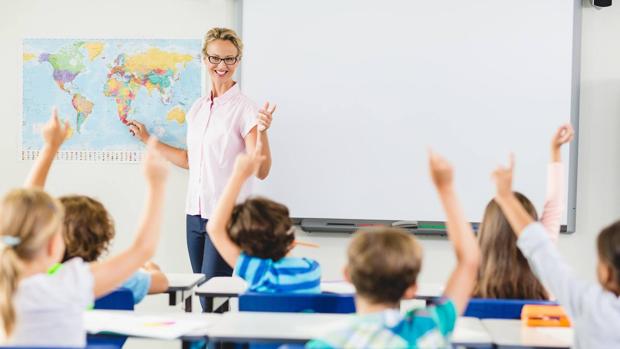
[306,298,457,349]
[234,252,322,293]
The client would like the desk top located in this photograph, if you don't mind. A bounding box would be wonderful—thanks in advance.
[195,277,443,300]
[208,312,490,346]
[166,273,207,291]
[194,276,248,297]
[85,310,220,340]
[482,319,573,349]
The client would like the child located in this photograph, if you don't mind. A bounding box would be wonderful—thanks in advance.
[205,143,321,293]
[0,109,169,346]
[307,151,481,348]
[474,124,574,299]
[58,194,169,304]
[491,155,620,348]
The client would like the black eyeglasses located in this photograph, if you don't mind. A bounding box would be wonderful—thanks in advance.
[206,54,239,65]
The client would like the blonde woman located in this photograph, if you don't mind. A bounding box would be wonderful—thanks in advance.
[128,28,274,308]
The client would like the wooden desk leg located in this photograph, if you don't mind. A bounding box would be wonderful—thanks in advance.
[184,295,193,313]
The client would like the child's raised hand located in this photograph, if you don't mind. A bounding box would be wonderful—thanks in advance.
[551,123,574,162]
[428,149,454,191]
[143,136,169,185]
[42,107,70,149]
[234,140,266,179]
[492,154,515,200]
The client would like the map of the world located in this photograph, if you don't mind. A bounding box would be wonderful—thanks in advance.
[22,39,201,161]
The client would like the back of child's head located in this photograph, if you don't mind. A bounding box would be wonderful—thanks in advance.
[597,220,620,294]
[227,196,294,261]
[0,188,64,337]
[475,191,547,300]
[59,195,114,263]
[347,228,422,305]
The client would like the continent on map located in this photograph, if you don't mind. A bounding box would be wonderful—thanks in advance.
[37,41,104,93]
[71,93,94,133]
[166,106,186,124]
[38,43,86,92]
[104,48,193,124]
[83,42,104,61]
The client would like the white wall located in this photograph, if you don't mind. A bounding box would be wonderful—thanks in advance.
[0,0,235,272]
[2,0,620,347]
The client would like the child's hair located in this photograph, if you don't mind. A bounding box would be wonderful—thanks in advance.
[59,195,115,263]
[0,188,64,337]
[227,197,294,261]
[474,192,548,300]
[597,220,620,292]
[347,228,422,305]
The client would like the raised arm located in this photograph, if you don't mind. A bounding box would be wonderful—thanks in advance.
[540,124,574,240]
[127,120,188,169]
[492,155,537,235]
[25,107,69,188]
[90,137,169,298]
[492,154,591,318]
[428,150,481,314]
[206,143,266,268]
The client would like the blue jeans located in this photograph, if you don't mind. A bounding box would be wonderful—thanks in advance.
[186,214,233,311]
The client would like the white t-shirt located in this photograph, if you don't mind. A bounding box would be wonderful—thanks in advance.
[10,258,94,347]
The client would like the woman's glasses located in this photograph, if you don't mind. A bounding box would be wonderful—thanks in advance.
[206,54,239,65]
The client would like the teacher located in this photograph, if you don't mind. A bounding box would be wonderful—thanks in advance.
[127,27,274,296]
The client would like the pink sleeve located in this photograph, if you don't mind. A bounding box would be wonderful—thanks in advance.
[540,162,563,242]
[240,101,259,138]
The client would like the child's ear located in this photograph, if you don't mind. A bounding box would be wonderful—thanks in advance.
[402,283,418,300]
[598,260,616,290]
[343,265,351,282]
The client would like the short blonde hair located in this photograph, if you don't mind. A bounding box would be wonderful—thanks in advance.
[202,27,244,58]
[347,228,423,304]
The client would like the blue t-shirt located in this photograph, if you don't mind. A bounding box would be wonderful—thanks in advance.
[307,298,457,349]
[234,252,321,293]
[121,271,151,304]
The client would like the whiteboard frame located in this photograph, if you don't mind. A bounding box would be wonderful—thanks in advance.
[235,0,582,234]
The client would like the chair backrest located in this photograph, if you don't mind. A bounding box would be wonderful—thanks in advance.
[88,288,135,348]
[239,292,356,314]
[463,298,558,319]
[94,287,135,310]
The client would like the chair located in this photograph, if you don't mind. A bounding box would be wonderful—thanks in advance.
[87,288,135,348]
[239,292,356,314]
[235,292,356,349]
[463,298,558,319]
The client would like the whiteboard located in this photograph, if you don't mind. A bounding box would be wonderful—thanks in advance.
[240,0,580,230]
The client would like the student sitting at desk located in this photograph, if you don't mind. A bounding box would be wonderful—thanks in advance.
[491,154,620,349]
[22,110,169,305]
[55,195,169,304]
[474,124,573,300]
[206,143,321,293]
[307,151,480,349]
[0,109,170,347]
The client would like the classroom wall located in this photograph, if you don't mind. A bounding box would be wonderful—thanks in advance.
[0,0,236,277]
[1,0,620,332]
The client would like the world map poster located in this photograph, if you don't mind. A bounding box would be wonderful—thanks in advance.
[21,38,202,161]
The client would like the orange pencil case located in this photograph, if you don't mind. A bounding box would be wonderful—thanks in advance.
[521,305,571,327]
